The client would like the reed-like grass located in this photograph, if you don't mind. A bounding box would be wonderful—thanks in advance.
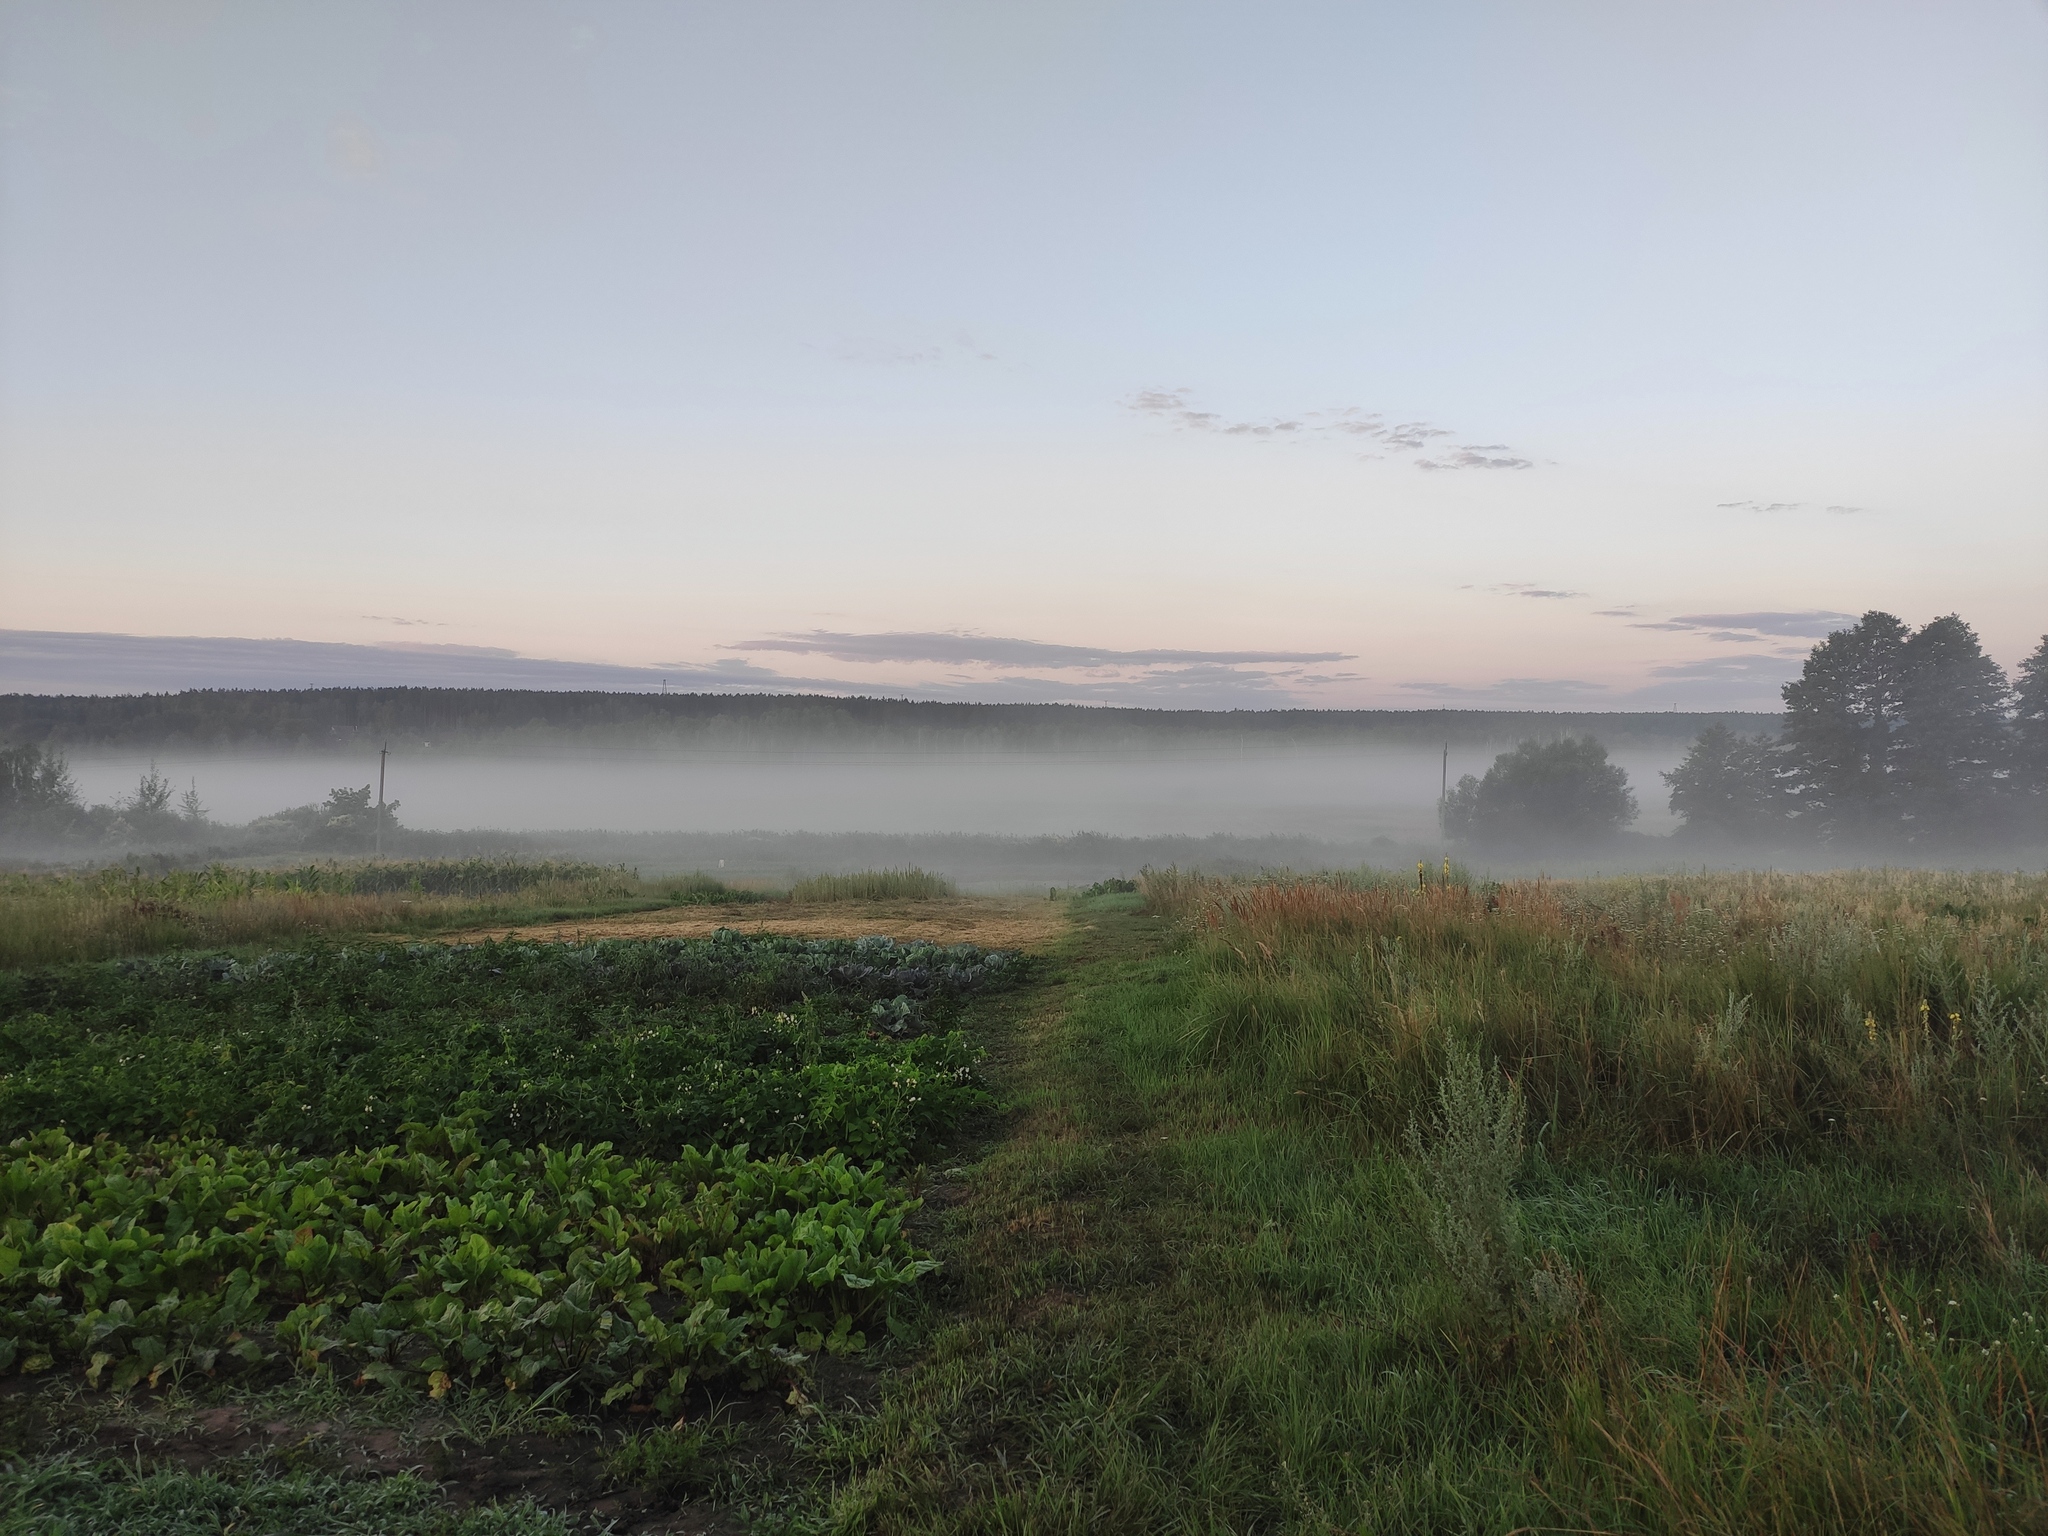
[788,867,956,903]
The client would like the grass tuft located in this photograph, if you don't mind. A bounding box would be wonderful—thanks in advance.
[790,867,957,903]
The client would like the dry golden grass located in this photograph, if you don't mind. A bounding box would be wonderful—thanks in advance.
[421,894,1071,951]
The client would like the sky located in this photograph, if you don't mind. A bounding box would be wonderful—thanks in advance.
[2,0,2043,709]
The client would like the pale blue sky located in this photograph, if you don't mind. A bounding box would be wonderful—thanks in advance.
[2,0,2043,707]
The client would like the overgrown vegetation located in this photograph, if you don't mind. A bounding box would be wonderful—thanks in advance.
[789,868,956,903]
[761,869,2048,1533]
[0,760,413,857]
[1142,867,2048,1525]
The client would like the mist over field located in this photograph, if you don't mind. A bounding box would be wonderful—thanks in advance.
[52,740,1696,843]
[8,658,2042,879]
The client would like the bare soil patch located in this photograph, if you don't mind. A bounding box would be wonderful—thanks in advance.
[420,895,1069,952]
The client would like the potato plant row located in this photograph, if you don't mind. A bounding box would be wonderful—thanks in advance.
[0,932,1023,1164]
[0,1122,933,1409]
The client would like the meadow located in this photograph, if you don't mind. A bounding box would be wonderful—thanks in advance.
[5,860,2047,1532]
[772,867,2048,1535]
[0,858,947,970]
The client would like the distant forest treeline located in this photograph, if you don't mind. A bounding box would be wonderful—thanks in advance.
[0,689,1771,752]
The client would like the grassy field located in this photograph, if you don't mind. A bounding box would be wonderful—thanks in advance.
[5,863,2047,1531]
[0,861,977,971]
[0,860,743,969]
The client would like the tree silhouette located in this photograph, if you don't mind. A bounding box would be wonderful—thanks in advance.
[1442,737,1637,849]
[1780,611,1911,838]
[2015,635,2048,809]
[1664,724,1798,843]
[1893,615,2010,840]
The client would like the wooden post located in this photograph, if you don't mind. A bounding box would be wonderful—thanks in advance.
[376,744,388,859]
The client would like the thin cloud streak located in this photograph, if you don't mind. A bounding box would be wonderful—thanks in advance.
[728,630,1352,669]
[1634,611,1854,638]
[1716,500,1865,515]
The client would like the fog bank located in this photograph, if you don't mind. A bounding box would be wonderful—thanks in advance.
[59,742,1695,843]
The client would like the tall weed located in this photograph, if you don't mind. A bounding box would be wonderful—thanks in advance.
[1404,1041,1527,1329]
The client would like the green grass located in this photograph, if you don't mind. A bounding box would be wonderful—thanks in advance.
[0,1459,580,1536]
[11,868,2048,1530]
[748,873,2048,1534]
[665,869,773,904]
[789,869,957,903]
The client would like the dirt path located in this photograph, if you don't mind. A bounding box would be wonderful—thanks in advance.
[420,894,1070,951]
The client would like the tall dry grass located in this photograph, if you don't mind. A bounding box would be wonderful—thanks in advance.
[1144,866,2048,1159]
[789,868,956,903]
[1131,864,2048,1527]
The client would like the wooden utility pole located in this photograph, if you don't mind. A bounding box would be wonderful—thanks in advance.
[1440,743,1448,807]
[376,744,388,859]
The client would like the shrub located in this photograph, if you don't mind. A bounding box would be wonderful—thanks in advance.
[1082,878,1139,897]
[666,871,768,905]
[1404,1041,1527,1328]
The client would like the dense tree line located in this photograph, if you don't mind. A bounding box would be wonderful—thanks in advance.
[1668,615,2048,848]
[0,687,1767,753]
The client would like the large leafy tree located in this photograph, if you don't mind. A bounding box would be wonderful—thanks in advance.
[1892,615,2011,840]
[1779,611,1912,838]
[1663,724,1798,843]
[1442,737,1637,849]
